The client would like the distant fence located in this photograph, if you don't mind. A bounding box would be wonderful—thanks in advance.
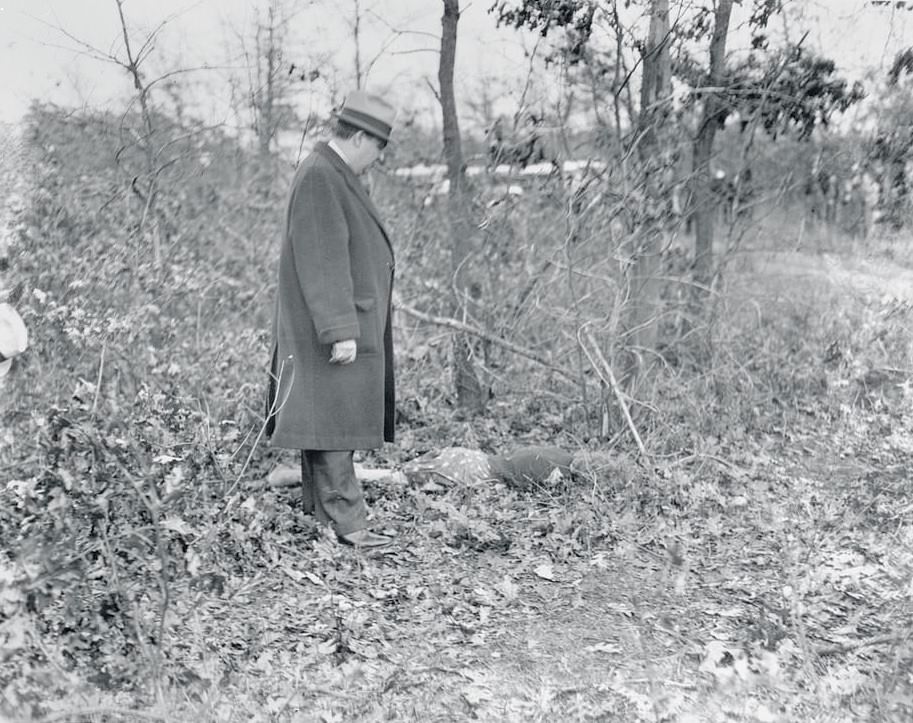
[390,160,608,206]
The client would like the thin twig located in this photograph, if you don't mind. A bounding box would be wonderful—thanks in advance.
[407,665,474,680]
[90,340,106,417]
[613,678,697,690]
[815,633,907,657]
[662,452,746,474]
[579,329,647,457]
[200,356,295,544]
[424,77,442,104]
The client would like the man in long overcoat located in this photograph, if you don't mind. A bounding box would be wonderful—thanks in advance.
[267,91,397,548]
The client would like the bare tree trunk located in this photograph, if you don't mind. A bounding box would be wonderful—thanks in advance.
[620,0,671,389]
[353,0,363,89]
[439,0,485,414]
[115,0,161,271]
[251,2,278,158]
[250,1,289,160]
[638,0,672,144]
[439,1,464,200]
[260,2,279,158]
[692,0,734,293]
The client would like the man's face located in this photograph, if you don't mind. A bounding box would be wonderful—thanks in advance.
[354,131,386,173]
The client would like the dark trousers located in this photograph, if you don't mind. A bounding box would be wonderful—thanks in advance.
[300,450,366,536]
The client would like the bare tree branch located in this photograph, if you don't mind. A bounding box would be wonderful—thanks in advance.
[579,328,647,457]
[396,300,578,385]
[31,18,123,66]
[424,77,442,104]
[134,16,177,66]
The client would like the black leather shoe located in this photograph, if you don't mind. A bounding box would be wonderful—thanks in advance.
[338,529,393,548]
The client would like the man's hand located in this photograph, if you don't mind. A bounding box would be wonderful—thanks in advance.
[329,339,357,365]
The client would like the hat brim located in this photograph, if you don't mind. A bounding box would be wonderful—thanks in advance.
[333,109,392,144]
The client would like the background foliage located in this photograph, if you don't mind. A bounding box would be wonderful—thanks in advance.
[1,9,913,715]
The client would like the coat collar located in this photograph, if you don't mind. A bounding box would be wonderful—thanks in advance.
[315,142,391,250]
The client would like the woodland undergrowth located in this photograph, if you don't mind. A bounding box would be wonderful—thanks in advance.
[0,106,911,721]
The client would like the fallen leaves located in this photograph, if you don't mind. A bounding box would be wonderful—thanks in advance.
[496,575,520,602]
[6,385,913,723]
[533,563,558,582]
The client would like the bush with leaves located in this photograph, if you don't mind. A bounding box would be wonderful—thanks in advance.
[0,104,292,707]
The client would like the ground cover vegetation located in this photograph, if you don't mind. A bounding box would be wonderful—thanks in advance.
[1,1,913,721]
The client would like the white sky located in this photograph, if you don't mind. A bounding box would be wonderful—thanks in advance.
[0,0,539,128]
[0,0,910,129]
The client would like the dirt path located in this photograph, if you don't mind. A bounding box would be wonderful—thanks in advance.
[753,250,913,303]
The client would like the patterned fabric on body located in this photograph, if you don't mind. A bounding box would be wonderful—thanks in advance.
[402,447,493,487]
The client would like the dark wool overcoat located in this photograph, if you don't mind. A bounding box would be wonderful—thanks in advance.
[266,142,395,450]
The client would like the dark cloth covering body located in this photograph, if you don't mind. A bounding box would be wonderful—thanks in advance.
[489,446,574,488]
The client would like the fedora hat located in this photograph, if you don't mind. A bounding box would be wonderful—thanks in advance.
[334,90,396,144]
[0,303,28,378]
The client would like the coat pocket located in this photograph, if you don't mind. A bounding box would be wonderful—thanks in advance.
[355,297,380,355]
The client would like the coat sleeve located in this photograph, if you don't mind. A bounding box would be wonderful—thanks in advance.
[289,165,359,345]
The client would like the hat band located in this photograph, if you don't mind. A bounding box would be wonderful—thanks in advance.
[337,107,392,141]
